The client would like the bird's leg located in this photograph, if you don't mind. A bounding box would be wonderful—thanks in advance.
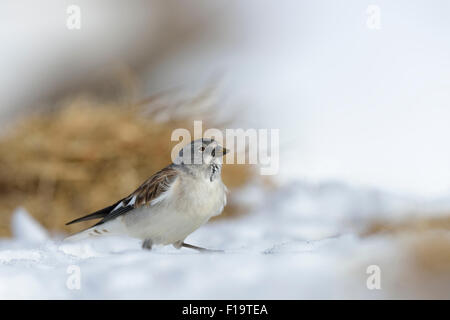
[142,239,153,250]
[173,241,183,249]
[181,242,223,253]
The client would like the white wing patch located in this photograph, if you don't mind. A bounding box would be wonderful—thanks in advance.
[113,195,137,211]
[128,195,137,206]
[113,202,124,211]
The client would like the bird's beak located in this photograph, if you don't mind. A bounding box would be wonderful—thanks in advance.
[213,146,229,157]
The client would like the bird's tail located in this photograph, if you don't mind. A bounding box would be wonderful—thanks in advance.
[64,226,106,242]
[64,219,126,242]
[64,228,93,242]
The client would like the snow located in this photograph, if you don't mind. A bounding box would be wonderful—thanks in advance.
[1,180,448,299]
[11,208,49,244]
[2,1,449,300]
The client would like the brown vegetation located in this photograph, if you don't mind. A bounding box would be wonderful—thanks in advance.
[362,215,450,284]
[0,92,255,237]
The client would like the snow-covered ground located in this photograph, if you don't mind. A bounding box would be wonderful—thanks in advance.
[1,1,449,300]
[1,180,448,299]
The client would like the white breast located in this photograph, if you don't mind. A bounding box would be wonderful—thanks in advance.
[122,174,227,245]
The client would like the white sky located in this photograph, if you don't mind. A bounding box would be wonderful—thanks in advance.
[146,0,450,198]
[1,1,449,198]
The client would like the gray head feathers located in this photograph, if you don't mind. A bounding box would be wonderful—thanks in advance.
[174,138,228,181]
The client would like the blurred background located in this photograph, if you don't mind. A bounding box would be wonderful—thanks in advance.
[0,0,449,299]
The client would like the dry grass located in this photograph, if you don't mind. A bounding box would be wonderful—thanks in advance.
[0,92,255,237]
[362,215,450,282]
[361,215,450,237]
[412,231,450,275]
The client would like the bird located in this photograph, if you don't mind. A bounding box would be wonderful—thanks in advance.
[65,138,229,252]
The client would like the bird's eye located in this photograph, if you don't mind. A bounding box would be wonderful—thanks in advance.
[199,146,205,152]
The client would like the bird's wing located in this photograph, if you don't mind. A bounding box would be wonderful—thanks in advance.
[66,165,179,226]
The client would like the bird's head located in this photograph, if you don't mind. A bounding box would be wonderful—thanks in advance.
[174,138,228,179]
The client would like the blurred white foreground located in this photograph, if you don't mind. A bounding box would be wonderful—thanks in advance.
[0,180,449,299]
